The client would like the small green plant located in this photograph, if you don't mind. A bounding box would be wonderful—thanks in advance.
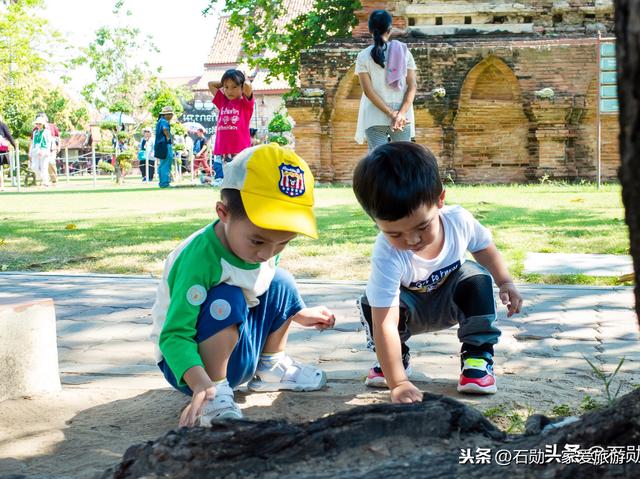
[583,356,626,406]
[482,405,506,420]
[506,409,528,434]
[115,151,133,180]
[269,134,288,146]
[579,395,601,412]
[97,160,114,173]
[172,122,187,137]
[538,173,550,184]
[99,120,118,131]
[551,404,572,417]
[268,111,293,146]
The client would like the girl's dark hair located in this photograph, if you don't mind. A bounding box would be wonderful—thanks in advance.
[352,142,443,221]
[368,10,393,69]
[221,188,247,219]
[221,69,245,87]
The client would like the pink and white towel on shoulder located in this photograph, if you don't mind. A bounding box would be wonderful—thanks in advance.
[386,40,408,90]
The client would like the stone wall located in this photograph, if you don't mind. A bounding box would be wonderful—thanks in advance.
[288,36,620,184]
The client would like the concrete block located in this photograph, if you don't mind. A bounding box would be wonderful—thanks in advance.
[0,299,61,401]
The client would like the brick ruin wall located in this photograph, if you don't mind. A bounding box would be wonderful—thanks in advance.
[287,37,620,184]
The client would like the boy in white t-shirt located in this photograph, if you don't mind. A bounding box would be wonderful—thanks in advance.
[352,142,523,402]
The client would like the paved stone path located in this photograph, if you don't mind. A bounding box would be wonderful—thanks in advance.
[0,271,638,387]
[1,272,639,478]
[524,252,633,276]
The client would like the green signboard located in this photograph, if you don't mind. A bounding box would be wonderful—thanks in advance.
[599,42,618,113]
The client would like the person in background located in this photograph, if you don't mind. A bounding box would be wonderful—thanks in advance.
[355,10,417,150]
[207,69,254,164]
[29,115,53,187]
[0,115,16,191]
[154,106,174,188]
[31,113,60,186]
[48,121,60,186]
[138,127,155,182]
[193,127,212,180]
[250,128,260,147]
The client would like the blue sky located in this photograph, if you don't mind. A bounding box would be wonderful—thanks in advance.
[44,0,221,95]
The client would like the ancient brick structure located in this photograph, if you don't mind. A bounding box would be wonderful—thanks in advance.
[287,1,619,183]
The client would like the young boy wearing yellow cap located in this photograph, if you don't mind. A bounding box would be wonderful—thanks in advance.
[150,143,335,427]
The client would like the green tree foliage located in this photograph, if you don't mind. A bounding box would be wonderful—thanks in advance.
[0,0,80,137]
[205,0,361,88]
[74,23,161,115]
[146,85,190,118]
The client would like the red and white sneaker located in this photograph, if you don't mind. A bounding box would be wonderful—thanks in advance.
[457,357,497,394]
[364,358,412,388]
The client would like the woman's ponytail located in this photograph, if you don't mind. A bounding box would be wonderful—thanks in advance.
[369,10,392,69]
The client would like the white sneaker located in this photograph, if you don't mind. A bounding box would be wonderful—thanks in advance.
[247,354,327,392]
[197,383,242,426]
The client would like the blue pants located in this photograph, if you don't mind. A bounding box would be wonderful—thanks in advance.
[158,145,173,187]
[159,268,305,395]
[213,159,224,179]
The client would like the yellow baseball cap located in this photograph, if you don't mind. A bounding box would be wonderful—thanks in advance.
[221,143,318,238]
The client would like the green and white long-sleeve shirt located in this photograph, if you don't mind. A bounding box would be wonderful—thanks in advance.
[150,221,276,386]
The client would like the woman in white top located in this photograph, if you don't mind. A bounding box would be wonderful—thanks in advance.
[355,10,417,150]
[29,115,53,186]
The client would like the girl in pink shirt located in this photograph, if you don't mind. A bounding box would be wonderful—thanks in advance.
[208,69,254,164]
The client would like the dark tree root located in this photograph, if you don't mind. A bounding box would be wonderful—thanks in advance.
[103,389,640,478]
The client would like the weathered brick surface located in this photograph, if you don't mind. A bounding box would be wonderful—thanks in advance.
[289,37,619,183]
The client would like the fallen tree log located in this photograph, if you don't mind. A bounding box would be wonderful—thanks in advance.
[104,388,640,478]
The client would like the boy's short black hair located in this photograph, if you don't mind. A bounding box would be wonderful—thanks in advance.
[221,69,245,87]
[352,142,443,221]
[221,188,247,219]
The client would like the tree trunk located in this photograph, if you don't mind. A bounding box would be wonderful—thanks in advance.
[104,390,640,478]
[615,0,640,324]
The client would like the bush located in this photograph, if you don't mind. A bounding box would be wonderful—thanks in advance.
[268,112,292,134]
[99,120,118,131]
[97,160,115,173]
[116,151,133,172]
[269,134,288,146]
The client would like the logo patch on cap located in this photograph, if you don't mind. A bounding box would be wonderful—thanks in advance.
[278,163,306,197]
[186,284,207,306]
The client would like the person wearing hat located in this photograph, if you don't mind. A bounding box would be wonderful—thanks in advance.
[138,127,155,182]
[150,143,335,427]
[29,115,53,186]
[154,105,174,187]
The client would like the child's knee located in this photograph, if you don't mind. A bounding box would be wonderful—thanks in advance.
[195,283,248,343]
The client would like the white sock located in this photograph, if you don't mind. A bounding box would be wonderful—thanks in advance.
[259,351,285,368]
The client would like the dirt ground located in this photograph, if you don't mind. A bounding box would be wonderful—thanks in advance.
[1,369,638,479]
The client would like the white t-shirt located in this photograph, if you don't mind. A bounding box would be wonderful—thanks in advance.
[354,44,417,144]
[365,206,493,308]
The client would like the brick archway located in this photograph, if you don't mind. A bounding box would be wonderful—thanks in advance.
[453,56,530,183]
[330,66,369,182]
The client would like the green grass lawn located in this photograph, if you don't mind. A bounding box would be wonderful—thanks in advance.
[0,181,629,284]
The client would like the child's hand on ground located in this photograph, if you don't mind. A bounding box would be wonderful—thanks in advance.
[178,382,216,427]
[499,282,523,317]
[390,380,423,403]
[292,306,336,330]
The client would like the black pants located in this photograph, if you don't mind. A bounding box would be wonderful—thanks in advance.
[359,261,499,359]
[139,161,155,181]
